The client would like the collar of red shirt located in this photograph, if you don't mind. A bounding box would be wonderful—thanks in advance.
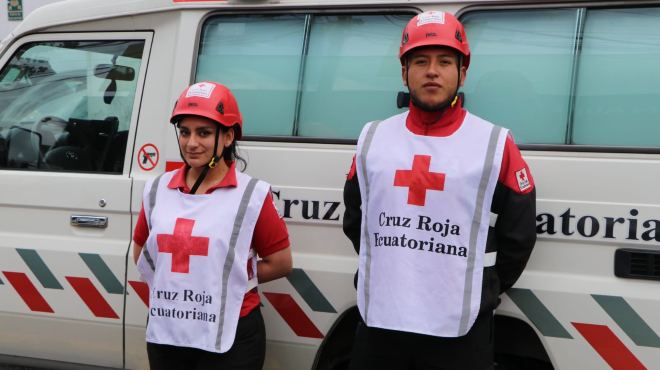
[167,161,238,194]
[405,97,467,137]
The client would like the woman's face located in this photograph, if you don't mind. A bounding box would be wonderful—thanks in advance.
[177,116,234,168]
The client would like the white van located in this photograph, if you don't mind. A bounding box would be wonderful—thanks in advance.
[0,0,65,40]
[0,1,658,369]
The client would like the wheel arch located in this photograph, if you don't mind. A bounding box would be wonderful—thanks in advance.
[312,305,360,370]
[495,314,553,364]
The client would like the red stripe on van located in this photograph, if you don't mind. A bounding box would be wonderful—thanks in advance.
[166,161,184,172]
[3,272,54,313]
[573,322,646,370]
[263,292,324,339]
[66,277,119,319]
[129,280,150,306]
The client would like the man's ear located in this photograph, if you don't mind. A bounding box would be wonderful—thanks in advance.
[458,65,467,87]
[401,65,408,87]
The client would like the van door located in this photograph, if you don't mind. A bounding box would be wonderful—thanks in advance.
[0,32,151,368]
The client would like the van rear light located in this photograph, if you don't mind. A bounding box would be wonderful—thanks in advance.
[614,249,660,281]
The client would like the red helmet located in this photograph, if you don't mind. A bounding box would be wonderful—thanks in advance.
[170,81,243,139]
[399,11,470,68]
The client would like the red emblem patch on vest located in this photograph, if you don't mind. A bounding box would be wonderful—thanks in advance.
[394,155,446,206]
[157,218,209,273]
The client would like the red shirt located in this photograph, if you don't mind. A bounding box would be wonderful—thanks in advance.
[347,100,534,195]
[133,162,290,317]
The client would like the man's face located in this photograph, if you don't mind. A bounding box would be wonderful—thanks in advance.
[402,47,466,111]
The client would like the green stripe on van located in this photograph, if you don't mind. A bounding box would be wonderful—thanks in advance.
[592,294,660,348]
[16,249,63,289]
[79,253,124,294]
[287,268,336,313]
[507,288,572,339]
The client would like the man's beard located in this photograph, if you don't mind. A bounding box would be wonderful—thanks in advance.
[409,89,454,112]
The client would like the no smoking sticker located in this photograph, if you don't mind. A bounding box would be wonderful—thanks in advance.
[138,143,160,171]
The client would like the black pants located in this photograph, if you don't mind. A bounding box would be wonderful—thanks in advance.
[348,313,494,370]
[147,308,266,370]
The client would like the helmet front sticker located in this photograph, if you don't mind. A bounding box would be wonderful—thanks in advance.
[417,11,446,27]
[185,82,215,99]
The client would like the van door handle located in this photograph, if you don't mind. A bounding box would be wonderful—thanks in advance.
[71,215,108,228]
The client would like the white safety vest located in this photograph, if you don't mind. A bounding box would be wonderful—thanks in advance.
[356,111,507,337]
[136,170,269,353]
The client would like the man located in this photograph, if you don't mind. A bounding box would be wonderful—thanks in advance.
[343,11,536,370]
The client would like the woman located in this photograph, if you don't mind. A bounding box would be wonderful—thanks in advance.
[132,81,292,370]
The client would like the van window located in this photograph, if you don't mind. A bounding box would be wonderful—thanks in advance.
[572,8,660,147]
[461,10,578,145]
[197,15,305,136]
[298,15,409,139]
[462,7,660,148]
[0,40,145,172]
[197,13,410,139]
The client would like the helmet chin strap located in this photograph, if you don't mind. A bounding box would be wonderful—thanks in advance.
[174,125,190,168]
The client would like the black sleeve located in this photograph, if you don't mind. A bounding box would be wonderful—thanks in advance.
[342,175,362,254]
[492,184,537,293]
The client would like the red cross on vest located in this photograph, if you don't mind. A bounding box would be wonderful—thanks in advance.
[394,155,446,206]
[157,218,209,273]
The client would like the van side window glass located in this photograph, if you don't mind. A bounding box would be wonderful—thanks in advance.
[298,15,409,139]
[572,8,660,147]
[0,40,144,173]
[461,10,578,145]
[197,13,411,139]
[197,15,306,136]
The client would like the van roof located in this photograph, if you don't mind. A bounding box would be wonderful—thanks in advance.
[11,0,605,40]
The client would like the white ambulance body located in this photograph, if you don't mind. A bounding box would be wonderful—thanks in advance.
[0,0,658,369]
[0,0,65,41]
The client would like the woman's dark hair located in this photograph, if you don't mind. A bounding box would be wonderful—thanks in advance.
[219,124,247,171]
